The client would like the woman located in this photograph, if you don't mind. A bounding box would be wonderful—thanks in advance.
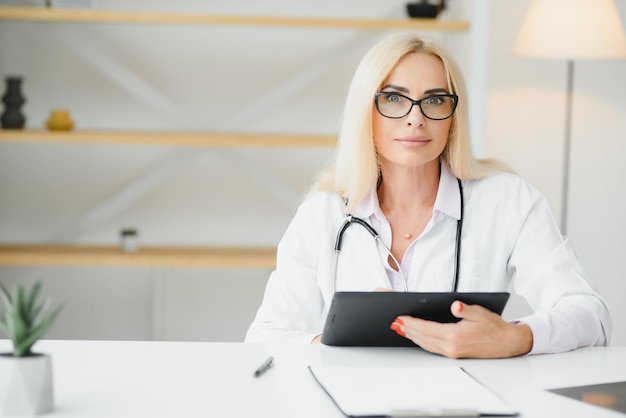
[245,33,610,358]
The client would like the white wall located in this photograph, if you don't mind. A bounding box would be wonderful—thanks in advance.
[485,0,626,345]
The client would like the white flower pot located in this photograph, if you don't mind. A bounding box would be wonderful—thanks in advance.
[0,353,54,416]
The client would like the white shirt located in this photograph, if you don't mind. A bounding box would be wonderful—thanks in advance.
[245,163,611,354]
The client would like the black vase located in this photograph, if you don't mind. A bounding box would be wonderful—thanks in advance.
[1,76,26,129]
[406,1,444,18]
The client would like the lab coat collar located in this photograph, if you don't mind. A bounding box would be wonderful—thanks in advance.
[351,160,461,221]
[436,161,462,221]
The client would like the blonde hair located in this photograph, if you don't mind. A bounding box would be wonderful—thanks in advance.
[312,32,509,212]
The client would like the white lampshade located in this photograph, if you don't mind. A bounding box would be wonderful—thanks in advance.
[515,0,626,59]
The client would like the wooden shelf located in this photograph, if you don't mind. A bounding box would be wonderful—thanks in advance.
[0,129,336,148]
[0,6,469,31]
[0,244,277,268]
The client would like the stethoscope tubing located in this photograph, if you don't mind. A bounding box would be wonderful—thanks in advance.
[332,178,464,293]
[332,215,408,292]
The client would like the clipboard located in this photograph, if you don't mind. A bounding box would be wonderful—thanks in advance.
[309,365,518,417]
[321,292,510,347]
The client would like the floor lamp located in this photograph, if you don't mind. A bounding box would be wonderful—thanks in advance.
[514,0,626,235]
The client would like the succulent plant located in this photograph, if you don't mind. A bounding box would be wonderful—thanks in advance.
[0,281,63,357]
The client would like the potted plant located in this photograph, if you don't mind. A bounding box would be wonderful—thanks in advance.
[0,281,63,416]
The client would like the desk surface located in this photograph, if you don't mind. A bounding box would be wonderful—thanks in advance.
[1,340,625,417]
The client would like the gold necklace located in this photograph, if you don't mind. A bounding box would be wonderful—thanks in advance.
[381,203,432,240]
[400,215,429,240]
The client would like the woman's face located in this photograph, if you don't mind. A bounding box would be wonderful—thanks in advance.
[372,52,453,171]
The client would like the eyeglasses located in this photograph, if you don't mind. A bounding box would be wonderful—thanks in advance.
[374,92,458,120]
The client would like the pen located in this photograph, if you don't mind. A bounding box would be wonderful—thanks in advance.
[253,356,274,378]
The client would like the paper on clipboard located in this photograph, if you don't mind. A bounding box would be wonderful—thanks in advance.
[308,365,518,417]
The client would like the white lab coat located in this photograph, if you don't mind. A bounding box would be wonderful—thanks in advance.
[245,168,611,354]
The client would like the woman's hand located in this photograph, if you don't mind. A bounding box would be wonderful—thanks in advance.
[390,301,533,359]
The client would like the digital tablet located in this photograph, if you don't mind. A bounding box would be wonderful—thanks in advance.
[321,291,510,347]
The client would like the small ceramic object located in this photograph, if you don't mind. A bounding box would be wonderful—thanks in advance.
[46,109,74,131]
[406,1,444,18]
[120,228,140,253]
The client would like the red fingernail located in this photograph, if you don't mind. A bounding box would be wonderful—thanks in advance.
[390,323,405,337]
[395,317,404,325]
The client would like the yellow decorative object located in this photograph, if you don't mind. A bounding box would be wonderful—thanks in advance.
[46,109,74,131]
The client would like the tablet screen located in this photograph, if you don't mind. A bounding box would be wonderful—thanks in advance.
[321,292,510,347]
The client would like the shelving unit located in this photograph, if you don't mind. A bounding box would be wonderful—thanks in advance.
[0,2,477,342]
[0,5,469,268]
[0,6,469,31]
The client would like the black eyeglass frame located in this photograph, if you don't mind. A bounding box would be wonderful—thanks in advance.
[374,92,459,120]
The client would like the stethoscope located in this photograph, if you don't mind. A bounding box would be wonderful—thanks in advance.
[331,178,464,293]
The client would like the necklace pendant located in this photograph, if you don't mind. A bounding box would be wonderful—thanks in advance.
[403,233,412,240]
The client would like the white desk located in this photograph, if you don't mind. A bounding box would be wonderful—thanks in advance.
[1,340,625,417]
